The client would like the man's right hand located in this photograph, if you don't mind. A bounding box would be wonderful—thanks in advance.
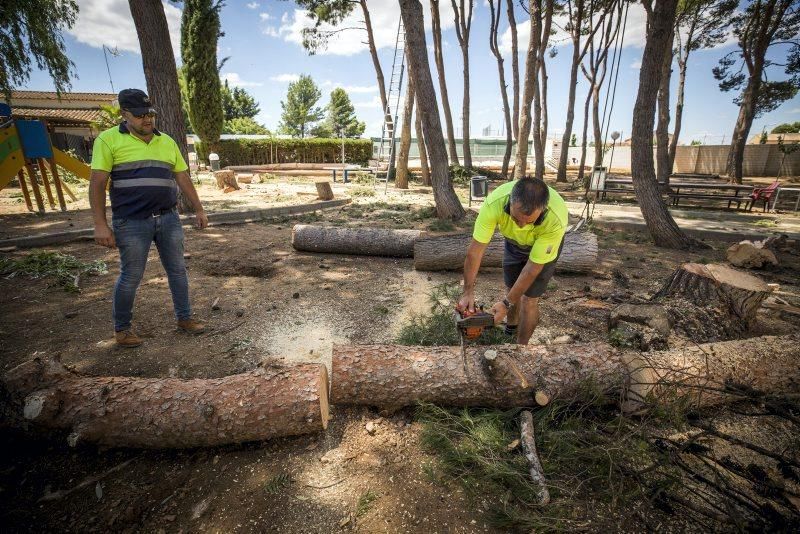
[94,224,116,248]
[456,292,476,313]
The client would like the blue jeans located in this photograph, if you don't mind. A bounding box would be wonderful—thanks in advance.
[112,208,191,332]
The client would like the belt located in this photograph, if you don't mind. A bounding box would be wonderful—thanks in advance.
[151,206,176,217]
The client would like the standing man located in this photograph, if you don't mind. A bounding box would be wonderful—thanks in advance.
[457,177,568,345]
[90,89,207,348]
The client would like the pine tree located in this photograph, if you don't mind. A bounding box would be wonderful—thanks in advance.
[1,0,77,98]
[181,0,224,152]
[221,81,260,121]
[326,88,365,138]
[278,75,324,138]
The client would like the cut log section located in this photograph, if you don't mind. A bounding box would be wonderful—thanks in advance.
[213,170,239,190]
[330,335,799,412]
[413,231,598,272]
[315,181,334,201]
[2,356,329,448]
[655,263,772,325]
[292,225,421,257]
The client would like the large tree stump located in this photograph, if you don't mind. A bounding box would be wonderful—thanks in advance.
[292,225,421,257]
[654,263,772,326]
[2,356,329,449]
[315,180,334,200]
[330,335,799,412]
[413,231,598,272]
[213,170,239,190]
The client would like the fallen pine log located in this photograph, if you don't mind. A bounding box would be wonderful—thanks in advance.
[330,335,799,412]
[2,356,329,448]
[413,231,598,272]
[292,224,421,257]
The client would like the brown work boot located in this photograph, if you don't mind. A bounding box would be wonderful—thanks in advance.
[177,319,206,334]
[115,330,143,348]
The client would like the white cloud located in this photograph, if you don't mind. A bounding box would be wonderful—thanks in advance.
[263,26,280,37]
[247,2,260,9]
[353,95,383,109]
[259,12,271,21]
[630,59,642,69]
[278,0,455,57]
[221,72,263,87]
[270,73,300,83]
[499,4,648,56]
[66,0,181,56]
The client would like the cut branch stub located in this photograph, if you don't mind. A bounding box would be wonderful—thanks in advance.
[655,263,771,324]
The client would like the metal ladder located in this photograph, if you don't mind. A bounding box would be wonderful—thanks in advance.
[375,19,406,190]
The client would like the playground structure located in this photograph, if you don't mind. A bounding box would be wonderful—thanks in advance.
[0,102,91,213]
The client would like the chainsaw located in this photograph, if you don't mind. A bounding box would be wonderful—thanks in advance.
[454,306,495,373]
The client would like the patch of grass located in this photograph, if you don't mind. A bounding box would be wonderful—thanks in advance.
[427,218,456,232]
[0,251,107,292]
[752,218,779,227]
[264,473,291,495]
[607,327,638,348]
[396,282,510,346]
[546,282,558,291]
[416,383,685,531]
[356,489,379,517]
[350,186,376,197]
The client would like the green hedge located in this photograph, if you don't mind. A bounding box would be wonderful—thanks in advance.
[195,138,373,167]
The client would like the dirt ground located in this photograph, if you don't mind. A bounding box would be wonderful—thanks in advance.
[1,179,799,532]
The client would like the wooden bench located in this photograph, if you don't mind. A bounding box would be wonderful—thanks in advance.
[667,193,750,210]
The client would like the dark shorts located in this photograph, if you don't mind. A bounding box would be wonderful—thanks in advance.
[502,239,564,298]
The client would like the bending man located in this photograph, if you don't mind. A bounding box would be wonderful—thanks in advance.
[458,177,568,344]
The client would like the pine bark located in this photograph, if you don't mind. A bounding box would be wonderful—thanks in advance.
[452,0,474,169]
[514,0,543,178]
[656,29,674,186]
[292,224,421,257]
[630,0,695,249]
[520,410,550,505]
[430,0,460,165]
[558,31,583,183]
[413,231,598,272]
[669,56,688,175]
[3,356,329,448]
[506,0,520,143]
[129,0,193,213]
[414,103,431,186]
[400,0,465,220]
[329,335,800,411]
[395,79,415,189]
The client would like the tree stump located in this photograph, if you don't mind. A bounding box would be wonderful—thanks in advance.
[330,335,799,412]
[413,231,598,273]
[655,263,772,326]
[315,181,334,201]
[2,355,329,448]
[236,173,254,184]
[292,225,421,257]
[213,170,239,190]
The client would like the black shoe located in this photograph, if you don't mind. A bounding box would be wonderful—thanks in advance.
[504,324,518,336]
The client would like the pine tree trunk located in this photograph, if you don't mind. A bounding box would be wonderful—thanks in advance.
[656,31,674,185]
[460,43,472,169]
[725,75,761,184]
[489,0,513,178]
[668,59,688,180]
[513,0,542,178]
[414,101,431,186]
[3,356,329,448]
[537,59,548,177]
[329,335,800,411]
[630,0,695,249]
[400,0,465,220]
[592,84,603,168]
[577,85,592,186]
[430,0,460,165]
[395,80,415,189]
[360,0,388,114]
[292,225,421,257]
[129,0,193,213]
[507,0,520,143]
[558,41,582,183]
[413,231,597,272]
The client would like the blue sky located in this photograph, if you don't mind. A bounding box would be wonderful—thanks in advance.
[18,0,800,143]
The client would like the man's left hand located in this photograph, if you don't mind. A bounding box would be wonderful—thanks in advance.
[489,300,508,325]
[193,210,208,229]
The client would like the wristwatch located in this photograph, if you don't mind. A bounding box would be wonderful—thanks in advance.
[502,298,511,309]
